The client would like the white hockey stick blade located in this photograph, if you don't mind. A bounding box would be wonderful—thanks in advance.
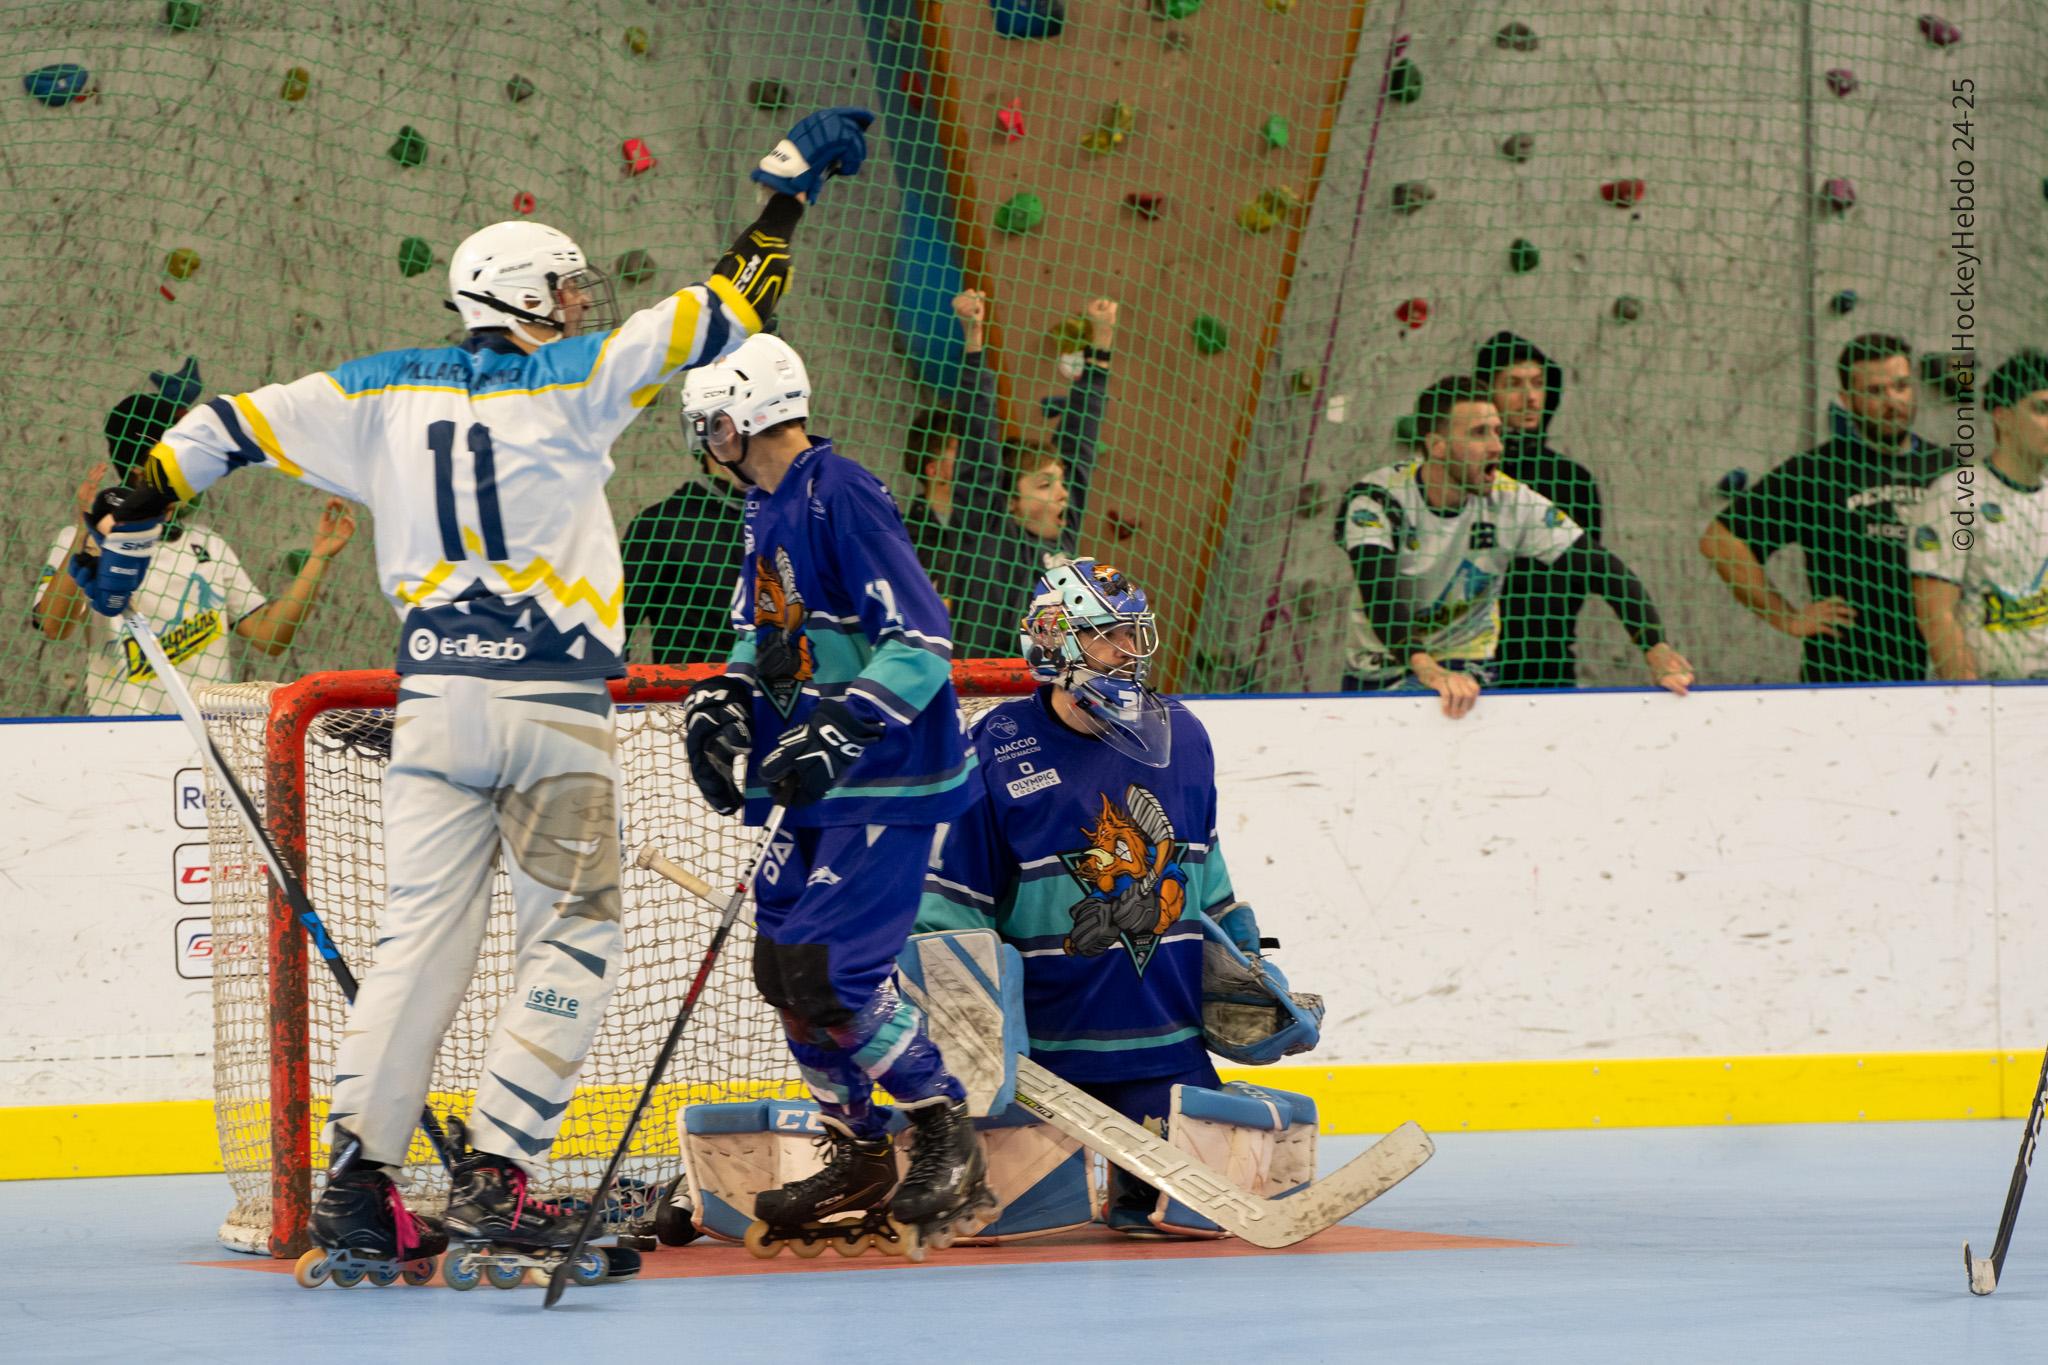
[1013,1057,1432,1250]
[1965,1242,1998,1295]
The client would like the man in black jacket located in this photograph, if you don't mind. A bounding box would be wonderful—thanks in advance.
[621,443,748,665]
[1473,331,1609,689]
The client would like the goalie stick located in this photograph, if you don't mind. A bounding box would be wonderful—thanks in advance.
[634,843,1435,1249]
[1965,1044,2048,1295]
[123,612,464,1188]
[543,808,788,1308]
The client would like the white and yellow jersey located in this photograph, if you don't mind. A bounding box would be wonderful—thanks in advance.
[148,276,759,679]
[1337,460,1582,679]
[1907,464,2048,679]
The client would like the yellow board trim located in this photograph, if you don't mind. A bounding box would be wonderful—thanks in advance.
[3,1051,2036,1181]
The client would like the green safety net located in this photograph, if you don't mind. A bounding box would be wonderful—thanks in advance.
[3,1,2045,717]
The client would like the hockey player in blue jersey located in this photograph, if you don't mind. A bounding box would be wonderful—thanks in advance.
[916,558,1322,1237]
[678,334,993,1258]
[68,109,878,1284]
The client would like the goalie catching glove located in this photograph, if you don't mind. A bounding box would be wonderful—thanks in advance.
[751,107,874,204]
[683,675,754,816]
[1198,907,1324,1066]
[69,485,174,616]
[757,697,884,808]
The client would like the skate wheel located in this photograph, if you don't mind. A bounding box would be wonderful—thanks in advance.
[329,1263,366,1288]
[570,1250,608,1287]
[742,1221,784,1259]
[367,1264,402,1287]
[292,1249,330,1288]
[871,1225,906,1257]
[401,1260,436,1286]
[789,1236,828,1259]
[891,1220,926,1263]
[484,1260,526,1290]
[830,1232,873,1257]
[441,1253,483,1291]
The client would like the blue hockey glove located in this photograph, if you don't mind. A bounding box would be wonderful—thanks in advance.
[750,107,875,204]
[68,486,169,616]
[683,675,754,816]
[757,697,884,808]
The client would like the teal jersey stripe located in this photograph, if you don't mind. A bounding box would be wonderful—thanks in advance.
[1028,1026,1205,1054]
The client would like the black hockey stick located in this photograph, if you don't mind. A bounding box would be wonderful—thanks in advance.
[124,612,462,1180]
[543,804,789,1309]
[1965,1045,2048,1295]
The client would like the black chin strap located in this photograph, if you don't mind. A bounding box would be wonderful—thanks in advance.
[709,430,759,487]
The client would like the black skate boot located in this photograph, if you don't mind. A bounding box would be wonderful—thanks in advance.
[744,1118,901,1260]
[888,1099,995,1262]
[297,1128,448,1289]
[438,1118,612,1291]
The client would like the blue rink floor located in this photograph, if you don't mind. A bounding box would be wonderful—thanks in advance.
[3,1122,2041,1363]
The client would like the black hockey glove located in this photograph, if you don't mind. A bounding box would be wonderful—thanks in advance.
[683,675,754,816]
[1064,884,1161,957]
[756,697,884,809]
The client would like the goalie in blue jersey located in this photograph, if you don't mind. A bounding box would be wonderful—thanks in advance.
[916,558,1324,1237]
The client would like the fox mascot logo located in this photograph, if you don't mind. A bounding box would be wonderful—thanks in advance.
[754,546,814,717]
[1057,785,1188,973]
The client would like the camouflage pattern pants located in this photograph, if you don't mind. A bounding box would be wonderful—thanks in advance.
[326,674,622,1168]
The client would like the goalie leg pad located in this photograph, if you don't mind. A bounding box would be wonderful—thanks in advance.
[952,1103,1096,1244]
[1148,1082,1321,1237]
[896,929,1028,1117]
[681,1099,881,1241]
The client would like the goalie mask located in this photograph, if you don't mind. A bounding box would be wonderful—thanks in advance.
[446,221,620,346]
[1021,557,1170,768]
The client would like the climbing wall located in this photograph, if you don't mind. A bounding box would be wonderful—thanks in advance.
[1207,1,2048,689]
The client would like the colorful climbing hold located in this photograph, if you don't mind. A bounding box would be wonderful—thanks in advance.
[1151,0,1202,18]
[388,125,427,169]
[1820,177,1855,213]
[1495,21,1538,51]
[1103,509,1140,542]
[1388,59,1422,104]
[615,250,657,286]
[1395,298,1429,329]
[1829,289,1858,316]
[1260,115,1291,151]
[282,549,311,575]
[1262,0,1295,12]
[1287,369,1314,397]
[1123,192,1165,219]
[996,98,1025,142]
[1825,68,1856,97]
[1049,315,1090,350]
[899,71,927,115]
[748,79,793,113]
[624,26,650,55]
[396,237,433,278]
[1393,413,1423,450]
[994,192,1046,234]
[165,248,201,280]
[22,64,91,108]
[622,137,657,176]
[505,74,535,103]
[1501,132,1534,163]
[1236,185,1301,234]
[280,66,310,101]
[1509,238,1540,274]
[1080,101,1135,155]
[1390,181,1434,215]
[159,285,177,302]
[1190,313,1229,356]
[989,0,1066,40]
[1600,179,1647,207]
[163,0,203,32]
[512,191,536,215]
[1919,14,1961,48]
[1612,297,1643,323]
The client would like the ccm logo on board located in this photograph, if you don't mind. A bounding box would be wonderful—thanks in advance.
[173,843,259,905]
[175,915,254,980]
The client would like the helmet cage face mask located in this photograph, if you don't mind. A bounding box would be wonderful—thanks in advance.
[1020,559,1169,767]
[456,265,619,340]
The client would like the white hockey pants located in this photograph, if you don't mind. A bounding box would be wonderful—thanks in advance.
[326,675,623,1168]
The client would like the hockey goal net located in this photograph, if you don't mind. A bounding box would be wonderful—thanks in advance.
[197,662,1033,1256]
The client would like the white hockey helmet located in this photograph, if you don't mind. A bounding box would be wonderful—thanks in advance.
[680,333,812,452]
[446,220,620,343]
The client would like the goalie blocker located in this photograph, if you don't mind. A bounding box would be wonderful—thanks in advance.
[682,930,1329,1242]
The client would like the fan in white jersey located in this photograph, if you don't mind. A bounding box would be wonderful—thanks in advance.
[1335,374,1693,717]
[66,107,877,1279]
[1909,349,2048,680]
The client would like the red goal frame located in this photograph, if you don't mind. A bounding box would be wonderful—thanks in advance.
[250,661,1035,1255]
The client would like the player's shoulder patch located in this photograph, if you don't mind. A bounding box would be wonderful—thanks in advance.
[1911,523,1941,552]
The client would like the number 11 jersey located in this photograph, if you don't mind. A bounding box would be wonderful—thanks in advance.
[146,275,760,679]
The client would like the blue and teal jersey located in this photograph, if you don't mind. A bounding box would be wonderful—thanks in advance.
[727,439,976,829]
[916,688,1259,1084]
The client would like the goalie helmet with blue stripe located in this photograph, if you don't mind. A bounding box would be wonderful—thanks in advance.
[1020,557,1170,767]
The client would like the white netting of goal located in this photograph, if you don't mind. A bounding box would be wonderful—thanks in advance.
[198,665,1028,1256]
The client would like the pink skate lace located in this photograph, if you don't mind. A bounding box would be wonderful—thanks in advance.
[383,1183,422,1258]
[504,1164,568,1230]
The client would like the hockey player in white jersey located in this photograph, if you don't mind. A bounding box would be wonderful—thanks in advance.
[1336,374,1694,716]
[1909,349,2048,680]
[67,108,876,1281]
